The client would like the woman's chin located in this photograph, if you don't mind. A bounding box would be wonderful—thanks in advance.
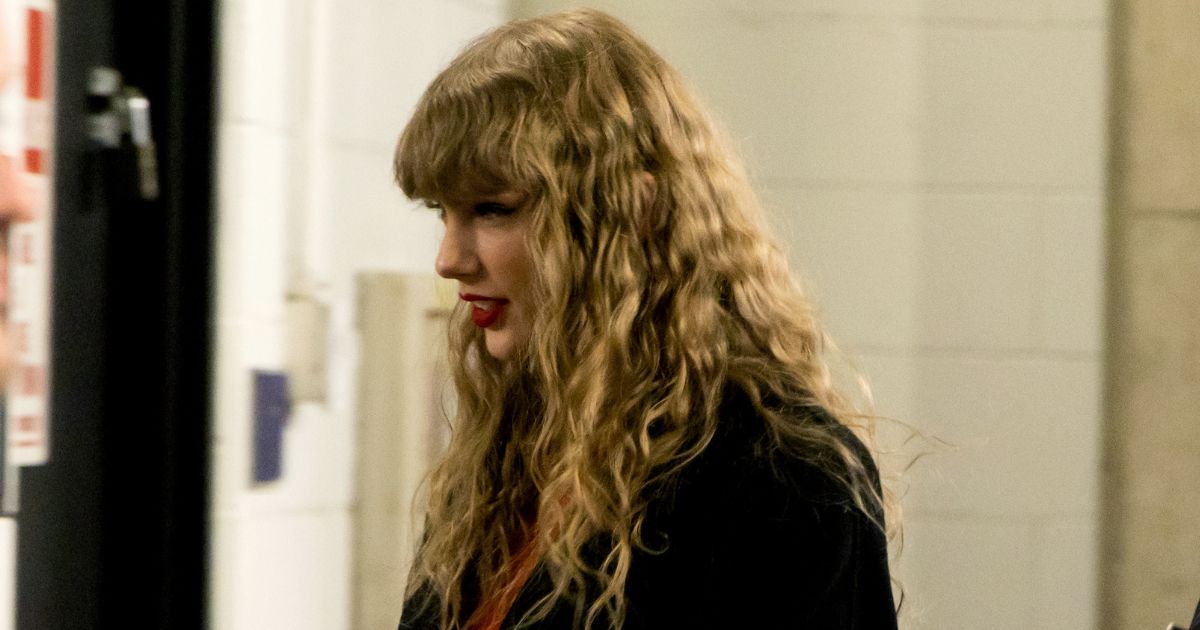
[483,331,514,361]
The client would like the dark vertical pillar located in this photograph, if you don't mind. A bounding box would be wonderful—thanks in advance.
[1103,1,1200,628]
[16,0,215,628]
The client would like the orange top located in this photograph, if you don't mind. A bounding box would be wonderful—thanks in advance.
[468,535,542,630]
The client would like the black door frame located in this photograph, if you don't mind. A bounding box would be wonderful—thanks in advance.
[17,0,215,627]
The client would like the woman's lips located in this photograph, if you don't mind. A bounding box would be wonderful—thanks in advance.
[460,294,509,328]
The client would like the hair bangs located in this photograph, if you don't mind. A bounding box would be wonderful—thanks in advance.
[395,74,545,205]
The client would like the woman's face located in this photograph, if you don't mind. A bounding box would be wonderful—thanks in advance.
[434,190,534,361]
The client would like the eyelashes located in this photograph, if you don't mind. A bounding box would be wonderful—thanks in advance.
[424,199,518,221]
[421,190,525,225]
[473,202,517,218]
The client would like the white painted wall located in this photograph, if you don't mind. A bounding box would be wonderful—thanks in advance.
[509,2,1107,629]
[211,1,505,628]
[0,519,12,630]
[214,0,1107,628]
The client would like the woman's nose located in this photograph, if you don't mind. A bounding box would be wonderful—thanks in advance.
[435,221,477,280]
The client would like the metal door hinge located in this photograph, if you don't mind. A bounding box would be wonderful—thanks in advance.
[87,66,159,201]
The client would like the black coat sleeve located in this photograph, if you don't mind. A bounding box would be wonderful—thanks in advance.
[398,580,439,629]
[621,421,897,629]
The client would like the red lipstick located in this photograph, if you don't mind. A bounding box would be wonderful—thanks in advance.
[460,294,509,328]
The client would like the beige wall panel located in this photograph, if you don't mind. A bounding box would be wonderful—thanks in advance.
[894,516,1037,629]
[1046,0,1107,24]
[1040,194,1107,355]
[919,26,1106,189]
[1121,0,1200,212]
[353,273,454,630]
[760,185,919,352]
[1108,216,1200,629]
[905,355,1101,517]
[915,193,1042,351]
[1034,515,1099,629]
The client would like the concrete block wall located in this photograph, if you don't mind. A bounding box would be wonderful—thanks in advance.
[510,2,1107,628]
[211,0,504,628]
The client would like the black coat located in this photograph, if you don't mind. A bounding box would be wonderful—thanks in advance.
[400,388,898,629]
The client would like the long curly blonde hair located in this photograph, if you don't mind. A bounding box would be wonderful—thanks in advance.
[395,8,892,629]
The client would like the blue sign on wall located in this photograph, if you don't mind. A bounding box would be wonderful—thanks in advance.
[252,370,290,484]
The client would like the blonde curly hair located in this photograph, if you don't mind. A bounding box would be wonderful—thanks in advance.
[395,8,893,629]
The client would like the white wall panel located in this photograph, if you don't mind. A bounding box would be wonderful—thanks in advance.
[918,26,1106,188]
[326,145,440,293]
[916,192,1042,351]
[234,514,346,630]
[208,512,240,630]
[1038,194,1105,355]
[921,0,1043,23]
[763,185,919,352]
[1033,515,1099,629]
[320,0,507,151]
[1045,0,1107,24]
[854,353,921,427]
[215,124,247,324]
[676,17,921,184]
[906,356,1101,517]
[221,0,290,127]
[0,520,12,630]
[896,517,1037,630]
[219,123,289,325]
[210,322,254,513]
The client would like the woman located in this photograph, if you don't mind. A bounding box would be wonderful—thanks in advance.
[394,9,897,629]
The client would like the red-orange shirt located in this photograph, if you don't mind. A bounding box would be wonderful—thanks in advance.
[467,535,541,630]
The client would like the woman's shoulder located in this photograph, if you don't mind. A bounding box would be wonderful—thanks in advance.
[625,385,897,628]
[663,384,878,515]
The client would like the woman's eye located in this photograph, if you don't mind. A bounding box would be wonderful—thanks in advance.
[474,202,516,218]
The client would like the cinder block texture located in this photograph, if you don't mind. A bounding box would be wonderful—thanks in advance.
[895,517,1037,630]
[762,186,919,352]
[1046,0,1107,24]
[233,514,349,629]
[1034,515,1099,629]
[220,0,291,127]
[1120,0,1200,213]
[916,193,1041,352]
[919,26,1106,189]
[1108,216,1200,630]
[921,0,1042,23]
[1040,195,1107,355]
[906,356,1101,518]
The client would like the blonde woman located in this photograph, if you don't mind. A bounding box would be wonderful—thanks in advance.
[395,9,897,629]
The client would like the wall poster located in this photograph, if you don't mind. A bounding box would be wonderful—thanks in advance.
[1,0,54,470]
